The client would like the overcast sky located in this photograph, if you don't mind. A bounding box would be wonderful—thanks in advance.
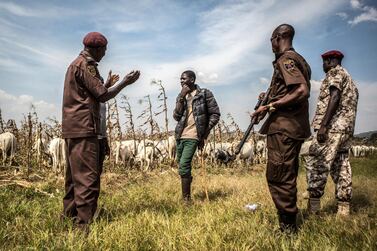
[0,0,376,134]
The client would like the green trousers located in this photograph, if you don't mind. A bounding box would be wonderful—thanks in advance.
[176,139,198,177]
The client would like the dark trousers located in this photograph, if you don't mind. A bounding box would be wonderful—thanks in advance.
[266,133,303,215]
[98,138,108,175]
[63,137,100,225]
[176,139,198,177]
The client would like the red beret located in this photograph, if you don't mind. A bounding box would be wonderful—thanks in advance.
[83,32,108,48]
[321,50,344,60]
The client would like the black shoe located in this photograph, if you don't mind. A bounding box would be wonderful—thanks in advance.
[278,213,298,234]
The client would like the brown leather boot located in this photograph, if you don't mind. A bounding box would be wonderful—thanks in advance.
[336,201,350,217]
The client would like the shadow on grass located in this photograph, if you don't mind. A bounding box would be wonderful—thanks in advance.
[194,187,232,202]
[351,193,372,212]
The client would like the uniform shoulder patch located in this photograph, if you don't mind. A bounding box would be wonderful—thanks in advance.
[87,65,97,77]
[283,59,295,71]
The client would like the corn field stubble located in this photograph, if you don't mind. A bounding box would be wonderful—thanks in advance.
[1,156,376,250]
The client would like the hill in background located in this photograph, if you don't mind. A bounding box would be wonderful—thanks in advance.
[355,130,377,139]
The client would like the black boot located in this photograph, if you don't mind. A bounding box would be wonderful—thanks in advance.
[278,213,297,234]
[181,176,192,203]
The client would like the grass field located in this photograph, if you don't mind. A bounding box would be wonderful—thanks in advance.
[1,156,376,250]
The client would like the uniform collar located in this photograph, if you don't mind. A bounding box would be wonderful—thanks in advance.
[80,50,98,65]
[326,64,343,76]
[273,47,295,63]
[194,84,202,93]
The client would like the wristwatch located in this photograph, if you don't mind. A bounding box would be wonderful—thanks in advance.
[267,103,276,112]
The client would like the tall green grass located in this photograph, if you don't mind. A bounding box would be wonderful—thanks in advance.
[1,156,376,250]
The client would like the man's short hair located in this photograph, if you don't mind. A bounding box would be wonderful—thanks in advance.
[182,70,196,82]
[275,24,295,40]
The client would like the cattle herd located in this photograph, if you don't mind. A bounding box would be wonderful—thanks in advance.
[112,133,268,170]
[1,126,376,174]
[0,103,376,173]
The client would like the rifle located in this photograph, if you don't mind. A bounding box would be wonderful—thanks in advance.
[216,87,271,164]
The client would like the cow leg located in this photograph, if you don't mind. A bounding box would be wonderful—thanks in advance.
[2,150,5,166]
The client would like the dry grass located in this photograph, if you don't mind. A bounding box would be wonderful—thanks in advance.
[1,156,376,250]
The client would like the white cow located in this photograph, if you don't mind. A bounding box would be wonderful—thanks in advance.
[229,141,254,166]
[33,137,47,163]
[113,140,139,166]
[201,142,232,163]
[254,139,267,164]
[167,135,176,160]
[351,145,361,157]
[151,136,176,161]
[0,132,17,166]
[48,138,66,174]
[370,146,377,155]
[135,143,156,171]
[351,145,375,158]
[152,140,168,160]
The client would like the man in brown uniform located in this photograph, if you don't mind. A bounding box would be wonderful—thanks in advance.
[62,32,140,230]
[253,24,311,232]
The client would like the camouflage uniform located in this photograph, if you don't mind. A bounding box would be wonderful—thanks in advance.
[305,65,358,202]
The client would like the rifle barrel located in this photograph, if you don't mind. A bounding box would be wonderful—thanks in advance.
[234,87,271,156]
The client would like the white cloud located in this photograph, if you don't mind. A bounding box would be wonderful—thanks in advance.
[348,0,377,25]
[348,7,377,25]
[0,2,36,17]
[113,21,146,33]
[0,0,345,97]
[0,89,59,124]
[1,0,375,135]
[336,12,349,19]
[113,0,344,95]
[0,1,81,18]
[344,80,377,133]
[259,77,270,86]
[350,0,362,9]
[197,72,219,84]
[310,80,323,92]
[0,37,75,73]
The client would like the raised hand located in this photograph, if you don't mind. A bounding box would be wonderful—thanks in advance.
[106,70,120,87]
[180,84,191,97]
[123,70,140,86]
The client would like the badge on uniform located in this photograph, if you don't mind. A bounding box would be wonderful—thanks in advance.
[283,59,295,71]
[87,65,97,77]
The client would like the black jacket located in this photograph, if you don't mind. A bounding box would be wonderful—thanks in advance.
[173,85,220,141]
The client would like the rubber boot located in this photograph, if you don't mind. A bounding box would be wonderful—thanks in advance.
[278,213,297,234]
[336,201,350,217]
[307,198,321,215]
[181,176,192,204]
